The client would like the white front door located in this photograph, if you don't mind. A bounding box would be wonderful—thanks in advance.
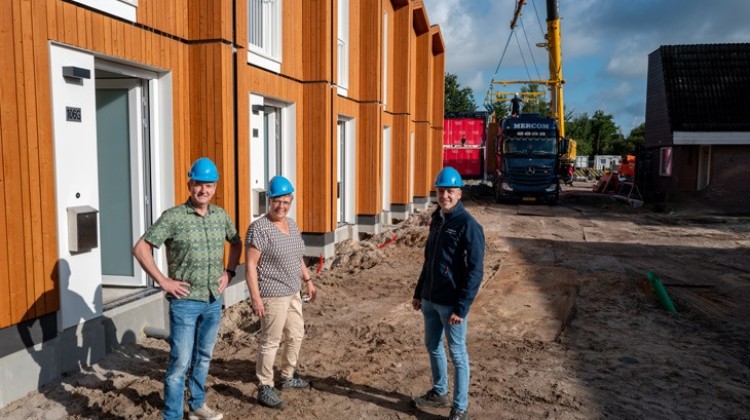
[96,79,148,287]
[337,120,346,226]
[250,94,288,220]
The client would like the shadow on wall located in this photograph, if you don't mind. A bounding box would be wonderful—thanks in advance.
[13,259,139,418]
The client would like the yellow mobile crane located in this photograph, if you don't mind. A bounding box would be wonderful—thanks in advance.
[502,0,575,159]
[489,0,575,203]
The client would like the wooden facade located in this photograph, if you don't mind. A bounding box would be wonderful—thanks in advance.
[0,0,444,331]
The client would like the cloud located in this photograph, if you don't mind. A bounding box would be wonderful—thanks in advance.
[423,0,747,134]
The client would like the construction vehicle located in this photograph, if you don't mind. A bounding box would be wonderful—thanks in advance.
[494,113,567,203]
[489,0,575,203]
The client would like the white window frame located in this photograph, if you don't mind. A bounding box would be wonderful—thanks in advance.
[336,116,356,225]
[659,147,673,177]
[249,94,297,220]
[337,0,350,95]
[248,0,283,73]
[71,0,137,22]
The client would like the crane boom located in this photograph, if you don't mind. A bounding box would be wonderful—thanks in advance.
[545,0,565,138]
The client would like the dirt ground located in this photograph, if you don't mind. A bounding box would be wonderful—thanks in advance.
[2,182,750,419]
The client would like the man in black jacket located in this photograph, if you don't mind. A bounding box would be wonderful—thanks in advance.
[412,166,485,420]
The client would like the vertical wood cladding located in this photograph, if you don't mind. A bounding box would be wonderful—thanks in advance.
[303,0,332,81]
[413,122,432,197]
[0,0,202,329]
[302,83,334,232]
[355,103,383,215]
[1,0,445,329]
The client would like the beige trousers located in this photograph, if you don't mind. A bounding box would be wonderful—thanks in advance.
[256,293,305,386]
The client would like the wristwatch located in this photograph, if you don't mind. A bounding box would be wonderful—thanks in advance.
[225,268,236,279]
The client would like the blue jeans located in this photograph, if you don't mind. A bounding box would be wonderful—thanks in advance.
[163,296,222,420]
[421,299,470,411]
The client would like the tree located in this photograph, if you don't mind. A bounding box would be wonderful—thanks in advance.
[590,110,619,155]
[485,99,509,122]
[444,73,476,113]
[566,113,593,156]
[626,122,645,151]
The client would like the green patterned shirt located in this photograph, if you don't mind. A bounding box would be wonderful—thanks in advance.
[142,199,241,302]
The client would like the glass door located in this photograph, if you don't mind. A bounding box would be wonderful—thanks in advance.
[96,79,149,287]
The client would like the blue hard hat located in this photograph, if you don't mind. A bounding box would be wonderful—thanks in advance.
[268,176,295,198]
[434,166,463,188]
[187,157,219,182]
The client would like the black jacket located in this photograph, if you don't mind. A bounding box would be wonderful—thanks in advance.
[413,201,485,318]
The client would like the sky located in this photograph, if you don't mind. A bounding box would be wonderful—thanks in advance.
[422,0,750,135]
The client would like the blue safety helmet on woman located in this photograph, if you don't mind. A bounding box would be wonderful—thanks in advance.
[434,166,463,188]
[268,176,295,198]
[187,157,219,182]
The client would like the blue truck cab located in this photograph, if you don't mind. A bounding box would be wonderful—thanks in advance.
[493,113,567,204]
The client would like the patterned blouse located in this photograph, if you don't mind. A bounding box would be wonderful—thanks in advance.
[245,215,305,298]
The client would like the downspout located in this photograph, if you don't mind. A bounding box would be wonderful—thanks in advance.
[232,0,240,225]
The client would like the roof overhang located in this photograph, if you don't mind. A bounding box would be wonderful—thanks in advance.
[431,25,444,54]
[674,131,750,145]
[413,3,430,35]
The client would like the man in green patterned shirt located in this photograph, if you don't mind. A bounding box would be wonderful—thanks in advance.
[133,157,241,420]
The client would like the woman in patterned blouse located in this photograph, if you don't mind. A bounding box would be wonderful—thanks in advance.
[244,176,316,409]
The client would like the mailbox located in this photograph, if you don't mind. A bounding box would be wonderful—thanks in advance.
[67,205,98,253]
[252,188,267,217]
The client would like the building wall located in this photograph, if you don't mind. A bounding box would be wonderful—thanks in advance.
[700,146,750,209]
[0,0,444,328]
[0,0,200,329]
[645,49,672,148]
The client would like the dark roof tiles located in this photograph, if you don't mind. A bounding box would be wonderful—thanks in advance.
[658,43,750,131]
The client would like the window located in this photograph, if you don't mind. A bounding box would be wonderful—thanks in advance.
[72,0,137,22]
[659,147,673,177]
[249,0,282,73]
[337,0,349,94]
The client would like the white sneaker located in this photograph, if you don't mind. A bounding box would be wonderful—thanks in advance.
[188,404,224,420]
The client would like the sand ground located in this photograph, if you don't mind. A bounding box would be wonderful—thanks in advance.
[2,182,750,419]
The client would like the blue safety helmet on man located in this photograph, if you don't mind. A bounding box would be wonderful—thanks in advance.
[187,157,219,182]
[434,166,463,188]
[268,176,295,198]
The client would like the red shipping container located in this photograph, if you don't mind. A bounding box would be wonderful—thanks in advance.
[444,118,485,147]
[443,147,484,178]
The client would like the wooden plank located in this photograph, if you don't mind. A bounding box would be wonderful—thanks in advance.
[85,7,94,52]
[62,1,77,44]
[102,14,112,54]
[55,0,65,41]
[3,1,28,325]
[76,5,86,49]
[91,11,104,52]
[45,0,57,42]
[31,0,59,315]
[115,19,126,57]
[12,0,34,322]
[0,12,10,326]
[20,0,45,318]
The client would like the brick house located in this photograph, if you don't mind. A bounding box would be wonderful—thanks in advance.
[644,43,750,210]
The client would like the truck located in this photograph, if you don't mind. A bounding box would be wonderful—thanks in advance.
[493,113,568,204]
[489,0,573,204]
